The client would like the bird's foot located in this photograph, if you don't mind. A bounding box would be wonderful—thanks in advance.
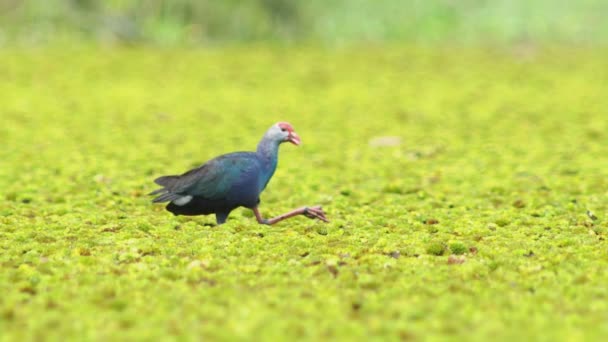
[304,206,329,222]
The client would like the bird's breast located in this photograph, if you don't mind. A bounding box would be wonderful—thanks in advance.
[224,172,263,208]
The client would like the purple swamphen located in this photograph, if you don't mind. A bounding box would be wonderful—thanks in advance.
[150,122,328,225]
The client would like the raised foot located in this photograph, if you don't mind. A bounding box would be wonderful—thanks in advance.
[304,206,329,223]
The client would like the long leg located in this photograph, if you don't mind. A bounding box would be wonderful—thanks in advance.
[216,211,230,225]
[252,206,328,225]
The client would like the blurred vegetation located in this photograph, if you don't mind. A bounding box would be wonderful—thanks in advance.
[0,0,607,46]
[1,45,608,340]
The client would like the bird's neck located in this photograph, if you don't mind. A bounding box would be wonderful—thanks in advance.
[256,138,280,169]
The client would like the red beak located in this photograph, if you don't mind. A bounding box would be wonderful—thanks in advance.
[287,131,301,145]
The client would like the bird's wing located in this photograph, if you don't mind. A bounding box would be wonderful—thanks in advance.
[152,153,260,201]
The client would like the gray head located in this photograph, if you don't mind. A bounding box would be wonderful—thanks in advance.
[264,122,301,145]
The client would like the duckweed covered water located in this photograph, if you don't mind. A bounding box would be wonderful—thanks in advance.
[1,45,607,340]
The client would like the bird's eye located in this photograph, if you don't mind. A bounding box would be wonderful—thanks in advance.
[280,128,287,132]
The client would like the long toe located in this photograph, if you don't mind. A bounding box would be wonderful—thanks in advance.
[305,206,329,222]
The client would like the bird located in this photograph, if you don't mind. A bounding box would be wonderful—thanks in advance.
[149,122,328,225]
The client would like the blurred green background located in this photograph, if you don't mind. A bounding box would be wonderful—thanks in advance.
[3,1,608,341]
[0,0,606,46]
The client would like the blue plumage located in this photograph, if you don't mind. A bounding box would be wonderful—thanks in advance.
[150,122,327,225]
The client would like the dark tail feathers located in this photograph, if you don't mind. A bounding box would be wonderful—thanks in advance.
[151,192,182,203]
[149,175,180,202]
[154,175,179,187]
